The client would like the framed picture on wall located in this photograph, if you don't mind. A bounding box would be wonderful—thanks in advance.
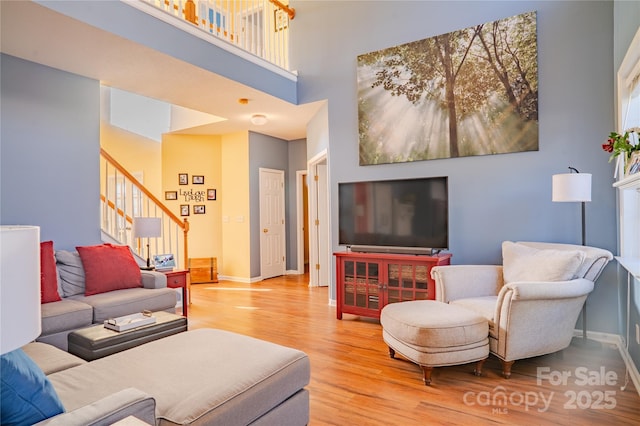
[274,9,288,31]
[178,173,188,185]
[207,189,217,200]
[194,205,206,214]
[180,205,190,216]
[628,152,640,175]
[192,175,204,184]
[165,191,178,200]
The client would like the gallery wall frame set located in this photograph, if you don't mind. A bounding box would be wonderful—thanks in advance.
[178,173,205,185]
[179,204,207,216]
[171,174,217,215]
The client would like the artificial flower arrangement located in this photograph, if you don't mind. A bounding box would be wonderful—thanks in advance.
[602,127,640,162]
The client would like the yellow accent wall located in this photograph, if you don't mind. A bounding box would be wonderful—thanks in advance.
[221,131,250,279]
[162,134,223,266]
[100,122,162,198]
[101,125,251,280]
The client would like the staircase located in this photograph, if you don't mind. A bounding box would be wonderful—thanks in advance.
[100,148,189,270]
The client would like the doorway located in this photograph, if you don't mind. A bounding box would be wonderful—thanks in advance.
[296,170,310,275]
[307,152,330,288]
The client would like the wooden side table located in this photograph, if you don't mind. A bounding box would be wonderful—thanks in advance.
[163,270,189,317]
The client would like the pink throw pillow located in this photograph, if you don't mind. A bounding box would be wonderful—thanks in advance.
[77,244,142,296]
[40,241,61,303]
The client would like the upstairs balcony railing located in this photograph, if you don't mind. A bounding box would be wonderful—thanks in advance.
[100,148,190,270]
[135,0,294,71]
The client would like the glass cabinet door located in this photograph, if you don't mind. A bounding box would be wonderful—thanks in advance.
[386,263,429,304]
[343,260,380,310]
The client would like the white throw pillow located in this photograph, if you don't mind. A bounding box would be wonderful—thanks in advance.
[502,241,585,284]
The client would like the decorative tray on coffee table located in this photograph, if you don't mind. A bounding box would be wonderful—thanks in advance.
[104,311,156,332]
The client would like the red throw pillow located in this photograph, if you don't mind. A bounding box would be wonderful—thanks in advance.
[77,244,142,296]
[40,241,61,303]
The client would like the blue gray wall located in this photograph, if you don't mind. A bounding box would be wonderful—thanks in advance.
[0,54,100,250]
[248,132,289,277]
[287,138,308,270]
[291,1,623,332]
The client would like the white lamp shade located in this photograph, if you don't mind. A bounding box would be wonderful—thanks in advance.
[132,217,162,238]
[1,226,42,354]
[552,173,592,202]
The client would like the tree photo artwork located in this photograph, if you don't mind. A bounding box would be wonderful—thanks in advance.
[357,11,538,165]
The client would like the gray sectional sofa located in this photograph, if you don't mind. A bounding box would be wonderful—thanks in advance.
[37,250,178,351]
[25,329,311,425]
[14,246,310,425]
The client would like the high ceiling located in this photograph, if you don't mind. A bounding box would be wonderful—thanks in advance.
[0,1,322,141]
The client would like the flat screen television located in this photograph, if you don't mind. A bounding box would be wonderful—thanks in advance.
[338,177,448,255]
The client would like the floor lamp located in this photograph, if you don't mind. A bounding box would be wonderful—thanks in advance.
[552,167,596,346]
[133,217,162,270]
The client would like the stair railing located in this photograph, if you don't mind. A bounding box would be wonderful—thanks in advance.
[100,148,189,270]
[133,0,294,71]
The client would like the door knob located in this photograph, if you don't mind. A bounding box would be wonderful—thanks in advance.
[263,228,268,233]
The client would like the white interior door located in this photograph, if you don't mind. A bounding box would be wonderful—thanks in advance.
[260,168,285,279]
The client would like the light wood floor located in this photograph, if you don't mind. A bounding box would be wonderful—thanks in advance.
[185,274,640,425]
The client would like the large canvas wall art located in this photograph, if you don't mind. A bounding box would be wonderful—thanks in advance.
[357,11,538,166]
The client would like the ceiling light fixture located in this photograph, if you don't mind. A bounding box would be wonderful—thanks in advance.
[251,114,268,125]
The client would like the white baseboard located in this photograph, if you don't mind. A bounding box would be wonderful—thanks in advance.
[218,271,304,282]
[215,274,261,283]
[573,329,640,396]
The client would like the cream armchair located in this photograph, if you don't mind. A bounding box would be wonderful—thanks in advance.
[430,241,613,378]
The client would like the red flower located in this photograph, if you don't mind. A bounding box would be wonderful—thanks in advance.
[602,139,614,153]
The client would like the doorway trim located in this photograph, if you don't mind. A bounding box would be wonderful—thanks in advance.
[307,150,330,288]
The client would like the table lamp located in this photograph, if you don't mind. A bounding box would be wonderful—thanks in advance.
[132,217,162,270]
[552,167,595,346]
[1,226,42,355]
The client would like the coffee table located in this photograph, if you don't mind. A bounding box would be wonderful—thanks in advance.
[68,311,187,361]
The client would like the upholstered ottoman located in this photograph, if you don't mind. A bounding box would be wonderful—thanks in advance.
[380,300,489,385]
[43,329,310,425]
